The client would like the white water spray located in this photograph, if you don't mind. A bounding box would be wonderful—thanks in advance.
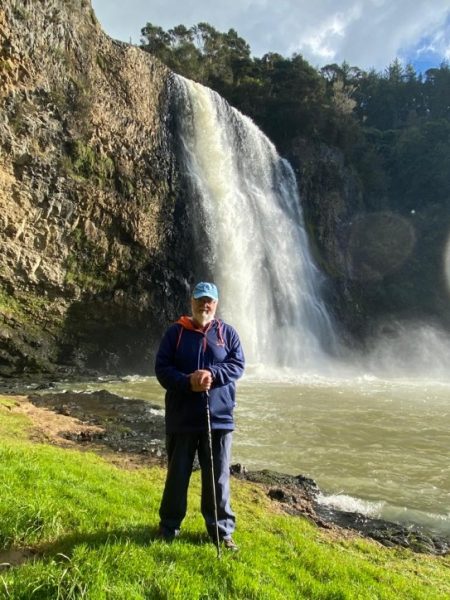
[173,76,338,369]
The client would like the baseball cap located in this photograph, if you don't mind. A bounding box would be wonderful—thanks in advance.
[192,282,219,301]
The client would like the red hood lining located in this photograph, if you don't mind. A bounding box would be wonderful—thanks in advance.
[176,316,215,333]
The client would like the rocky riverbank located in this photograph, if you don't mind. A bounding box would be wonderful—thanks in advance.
[28,389,166,466]
[5,387,448,556]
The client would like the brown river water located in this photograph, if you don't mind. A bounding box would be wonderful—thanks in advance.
[52,374,450,537]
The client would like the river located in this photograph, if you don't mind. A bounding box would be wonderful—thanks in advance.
[53,373,450,538]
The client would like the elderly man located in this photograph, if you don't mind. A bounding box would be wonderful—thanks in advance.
[155,282,245,550]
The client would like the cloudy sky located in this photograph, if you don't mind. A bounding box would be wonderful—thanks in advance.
[91,0,450,72]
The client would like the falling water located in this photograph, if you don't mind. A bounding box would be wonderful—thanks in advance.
[173,76,338,370]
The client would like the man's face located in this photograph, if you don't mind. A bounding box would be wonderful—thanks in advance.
[191,296,218,326]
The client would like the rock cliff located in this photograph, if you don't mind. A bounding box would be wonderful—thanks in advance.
[286,138,367,336]
[287,136,450,340]
[0,0,188,376]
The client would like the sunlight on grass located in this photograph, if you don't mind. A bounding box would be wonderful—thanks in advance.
[0,399,449,599]
[0,396,30,440]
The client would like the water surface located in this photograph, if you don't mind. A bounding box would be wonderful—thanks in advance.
[54,374,450,537]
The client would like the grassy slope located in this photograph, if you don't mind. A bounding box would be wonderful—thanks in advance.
[0,396,449,600]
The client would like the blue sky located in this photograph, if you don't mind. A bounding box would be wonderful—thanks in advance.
[91,0,450,73]
[401,12,450,73]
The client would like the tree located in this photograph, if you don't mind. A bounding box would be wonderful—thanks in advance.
[140,23,171,55]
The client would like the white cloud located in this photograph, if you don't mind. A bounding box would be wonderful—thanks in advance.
[428,16,450,58]
[289,6,361,62]
[91,0,450,70]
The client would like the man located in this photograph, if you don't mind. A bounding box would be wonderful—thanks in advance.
[155,281,245,551]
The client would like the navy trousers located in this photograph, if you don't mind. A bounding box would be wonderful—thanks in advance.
[159,430,235,539]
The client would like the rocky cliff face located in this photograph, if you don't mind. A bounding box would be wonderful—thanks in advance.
[288,136,450,340]
[285,138,366,337]
[0,0,189,376]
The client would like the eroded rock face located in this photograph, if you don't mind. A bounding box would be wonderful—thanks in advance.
[285,138,366,337]
[0,0,188,376]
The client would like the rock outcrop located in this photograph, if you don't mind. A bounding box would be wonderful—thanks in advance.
[0,0,188,376]
[286,138,368,337]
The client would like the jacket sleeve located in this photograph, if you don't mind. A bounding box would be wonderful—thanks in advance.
[154,326,191,392]
[208,326,245,387]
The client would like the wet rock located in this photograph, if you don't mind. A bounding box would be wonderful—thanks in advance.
[233,467,450,556]
[233,469,320,498]
[318,511,450,556]
[267,488,297,504]
[230,463,247,476]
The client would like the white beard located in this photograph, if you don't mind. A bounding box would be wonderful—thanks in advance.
[193,309,215,327]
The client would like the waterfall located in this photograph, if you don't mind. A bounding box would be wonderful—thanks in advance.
[173,75,339,370]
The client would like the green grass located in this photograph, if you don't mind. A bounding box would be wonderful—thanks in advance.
[0,396,449,599]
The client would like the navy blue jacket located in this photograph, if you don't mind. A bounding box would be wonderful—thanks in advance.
[155,317,245,433]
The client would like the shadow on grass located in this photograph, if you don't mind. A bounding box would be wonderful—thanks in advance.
[34,525,211,562]
[0,525,214,570]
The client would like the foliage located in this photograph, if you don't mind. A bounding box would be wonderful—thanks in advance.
[0,402,449,599]
[139,22,450,162]
[141,22,251,87]
[140,23,334,148]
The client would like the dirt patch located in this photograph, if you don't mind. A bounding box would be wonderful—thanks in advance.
[3,395,104,447]
[2,392,166,469]
[0,547,36,570]
[27,390,167,468]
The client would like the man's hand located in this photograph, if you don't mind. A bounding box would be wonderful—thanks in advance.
[190,369,213,392]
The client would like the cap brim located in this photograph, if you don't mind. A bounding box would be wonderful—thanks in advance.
[193,293,217,300]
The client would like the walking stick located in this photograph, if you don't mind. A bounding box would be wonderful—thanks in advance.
[206,391,221,559]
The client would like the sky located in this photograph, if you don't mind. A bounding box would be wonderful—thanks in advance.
[91,0,450,73]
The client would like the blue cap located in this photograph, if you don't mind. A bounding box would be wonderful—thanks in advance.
[192,282,218,301]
